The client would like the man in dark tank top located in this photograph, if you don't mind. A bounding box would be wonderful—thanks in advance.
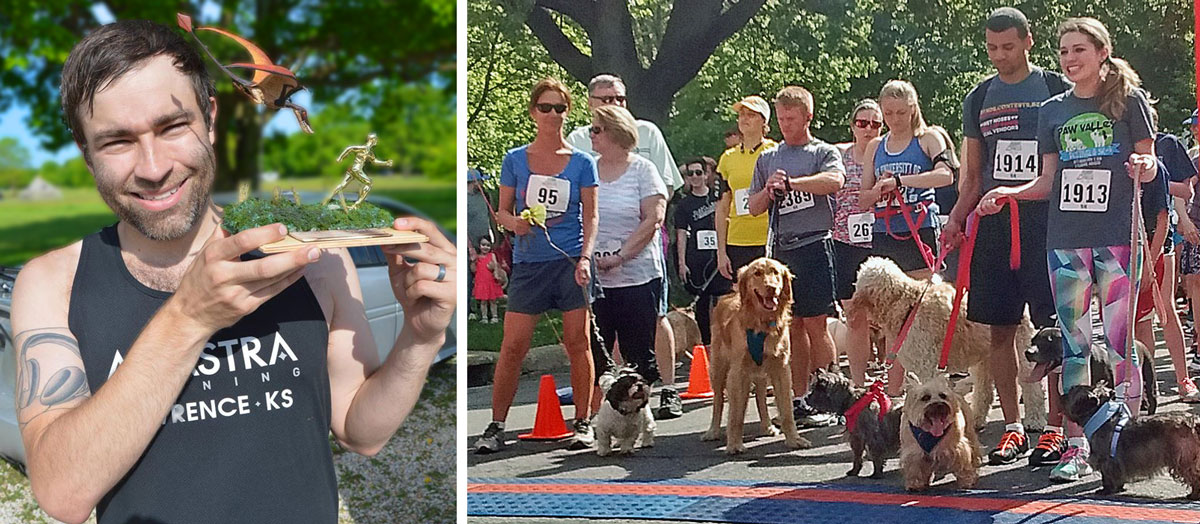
[8,19,456,524]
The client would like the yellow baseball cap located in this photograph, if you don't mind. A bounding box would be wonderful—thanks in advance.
[733,96,770,121]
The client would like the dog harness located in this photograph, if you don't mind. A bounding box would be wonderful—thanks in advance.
[1083,399,1131,458]
[908,423,945,454]
[844,380,891,433]
[745,322,776,366]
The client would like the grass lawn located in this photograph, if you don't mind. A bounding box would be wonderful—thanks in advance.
[0,176,454,267]
[466,298,564,351]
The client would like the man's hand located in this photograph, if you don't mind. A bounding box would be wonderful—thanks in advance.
[976,188,1016,216]
[767,170,788,197]
[382,218,457,344]
[169,224,319,333]
[1126,154,1157,182]
[717,249,733,279]
[1140,254,1155,293]
[678,262,689,282]
[1180,216,1200,245]
[940,216,966,252]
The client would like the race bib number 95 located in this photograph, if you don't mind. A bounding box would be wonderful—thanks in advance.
[1060,169,1110,212]
[993,140,1038,181]
[526,174,570,214]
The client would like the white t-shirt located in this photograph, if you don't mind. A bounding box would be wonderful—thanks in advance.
[594,155,669,288]
[567,120,683,191]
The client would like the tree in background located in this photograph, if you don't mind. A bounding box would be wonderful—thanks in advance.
[468,0,1196,174]
[0,0,456,189]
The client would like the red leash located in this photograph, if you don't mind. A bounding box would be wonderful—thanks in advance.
[875,190,935,273]
[883,196,1021,372]
[938,196,1020,370]
[844,380,891,433]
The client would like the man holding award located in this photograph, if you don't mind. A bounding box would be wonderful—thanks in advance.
[8,19,455,524]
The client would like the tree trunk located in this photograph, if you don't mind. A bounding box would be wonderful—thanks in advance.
[519,0,767,132]
[213,93,263,192]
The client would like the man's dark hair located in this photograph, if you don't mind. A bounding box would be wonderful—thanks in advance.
[60,19,216,153]
[986,7,1030,39]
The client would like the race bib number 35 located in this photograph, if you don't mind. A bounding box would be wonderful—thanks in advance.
[847,212,874,244]
[778,190,815,215]
[994,140,1038,181]
[526,174,570,214]
[734,188,750,216]
[1060,169,1110,212]
[696,230,718,250]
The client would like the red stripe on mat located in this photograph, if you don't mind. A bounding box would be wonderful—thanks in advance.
[468,482,1200,522]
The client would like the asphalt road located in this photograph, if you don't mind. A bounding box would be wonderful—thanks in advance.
[467,340,1200,523]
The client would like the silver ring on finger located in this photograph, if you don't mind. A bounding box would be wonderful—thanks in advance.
[435,263,446,282]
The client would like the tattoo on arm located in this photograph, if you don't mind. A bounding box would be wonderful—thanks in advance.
[14,329,90,429]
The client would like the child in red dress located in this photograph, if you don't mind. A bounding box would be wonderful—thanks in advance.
[473,237,505,323]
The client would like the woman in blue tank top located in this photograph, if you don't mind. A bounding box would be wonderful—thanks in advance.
[860,80,956,280]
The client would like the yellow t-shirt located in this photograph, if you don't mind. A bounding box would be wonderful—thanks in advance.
[717,139,775,246]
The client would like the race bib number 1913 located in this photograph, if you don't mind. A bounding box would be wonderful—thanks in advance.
[1059,169,1110,212]
[526,174,570,214]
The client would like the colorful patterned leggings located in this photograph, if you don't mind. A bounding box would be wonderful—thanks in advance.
[1048,246,1141,410]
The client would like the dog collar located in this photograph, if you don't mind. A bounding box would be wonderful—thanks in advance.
[844,380,891,433]
[745,322,775,367]
[1083,400,1130,457]
[908,423,945,454]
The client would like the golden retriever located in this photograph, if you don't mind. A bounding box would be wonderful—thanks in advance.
[702,257,810,454]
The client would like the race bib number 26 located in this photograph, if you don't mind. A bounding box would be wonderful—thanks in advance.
[1060,169,1110,212]
[847,212,874,244]
[526,174,570,214]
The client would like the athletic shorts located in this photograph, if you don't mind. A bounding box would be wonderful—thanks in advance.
[727,244,767,282]
[506,258,588,315]
[1136,254,1167,322]
[1182,242,1200,276]
[832,240,872,301]
[872,227,939,273]
[966,202,1055,327]
[775,238,837,318]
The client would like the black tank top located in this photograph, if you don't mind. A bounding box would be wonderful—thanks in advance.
[68,225,337,523]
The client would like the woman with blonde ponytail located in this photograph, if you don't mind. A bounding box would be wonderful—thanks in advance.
[977,16,1159,483]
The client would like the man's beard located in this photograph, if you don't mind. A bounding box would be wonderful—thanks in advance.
[92,141,215,242]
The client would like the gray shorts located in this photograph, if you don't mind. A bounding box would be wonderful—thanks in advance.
[1183,242,1200,276]
[506,258,588,315]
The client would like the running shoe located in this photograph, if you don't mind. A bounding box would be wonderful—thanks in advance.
[656,388,683,420]
[569,418,595,449]
[474,422,506,454]
[1180,377,1200,403]
[1049,446,1093,482]
[793,398,838,428]
[987,430,1029,465]
[469,312,478,321]
[1029,431,1065,466]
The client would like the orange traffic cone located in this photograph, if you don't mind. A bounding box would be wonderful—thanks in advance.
[518,374,575,440]
[680,345,714,399]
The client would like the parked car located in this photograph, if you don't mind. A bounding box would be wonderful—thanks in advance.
[0,192,456,470]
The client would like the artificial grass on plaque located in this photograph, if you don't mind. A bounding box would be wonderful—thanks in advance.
[221,197,392,234]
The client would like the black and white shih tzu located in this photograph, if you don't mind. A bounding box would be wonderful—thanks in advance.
[594,369,656,456]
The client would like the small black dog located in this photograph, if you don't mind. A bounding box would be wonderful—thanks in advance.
[1024,326,1157,414]
[1062,383,1200,498]
[806,369,903,478]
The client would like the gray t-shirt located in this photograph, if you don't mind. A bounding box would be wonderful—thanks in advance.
[963,68,1064,194]
[750,139,844,251]
[1038,89,1154,249]
[466,188,494,247]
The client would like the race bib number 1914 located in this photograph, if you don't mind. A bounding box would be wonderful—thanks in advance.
[993,140,1038,181]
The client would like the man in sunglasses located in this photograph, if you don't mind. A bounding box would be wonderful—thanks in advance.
[566,74,685,420]
[943,7,1070,469]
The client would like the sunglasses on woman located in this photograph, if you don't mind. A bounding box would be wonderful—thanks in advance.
[854,119,883,130]
[536,103,568,114]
